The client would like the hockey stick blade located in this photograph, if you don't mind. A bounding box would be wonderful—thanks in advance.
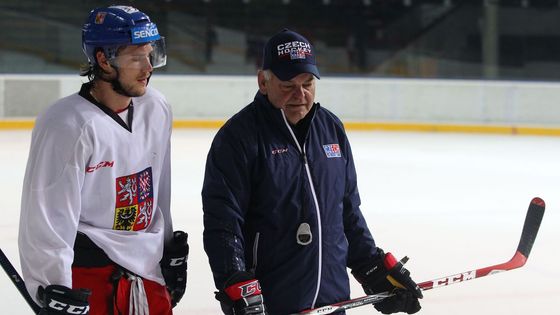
[516,197,545,258]
[0,248,41,314]
[293,197,545,314]
[420,196,545,291]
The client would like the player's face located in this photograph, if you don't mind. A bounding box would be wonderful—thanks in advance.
[259,72,316,125]
[111,44,154,96]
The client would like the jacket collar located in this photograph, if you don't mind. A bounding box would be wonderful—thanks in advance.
[254,91,319,146]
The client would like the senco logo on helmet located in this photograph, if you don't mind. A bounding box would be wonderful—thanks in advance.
[276,41,312,60]
[132,24,160,44]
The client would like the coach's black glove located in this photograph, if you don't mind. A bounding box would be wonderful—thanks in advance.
[352,249,422,314]
[161,230,189,307]
[215,271,267,315]
[38,284,90,315]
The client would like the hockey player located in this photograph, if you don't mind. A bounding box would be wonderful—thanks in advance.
[18,5,188,314]
[202,29,423,315]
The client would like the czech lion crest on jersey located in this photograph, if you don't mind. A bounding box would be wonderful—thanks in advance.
[113,167,154,231]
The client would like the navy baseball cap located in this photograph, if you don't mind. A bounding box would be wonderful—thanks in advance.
[262,29,320,81]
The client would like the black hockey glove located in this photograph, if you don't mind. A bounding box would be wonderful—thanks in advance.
[215,271,267,315]
[161,230,189,307]
[352,249,422,314]
[37,284,91,315]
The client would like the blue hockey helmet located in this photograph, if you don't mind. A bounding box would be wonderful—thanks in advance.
[82,5,166,68]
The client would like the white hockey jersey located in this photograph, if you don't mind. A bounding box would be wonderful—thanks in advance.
[18,83,173,303]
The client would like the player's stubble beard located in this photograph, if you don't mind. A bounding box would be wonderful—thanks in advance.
[100,66,152,97]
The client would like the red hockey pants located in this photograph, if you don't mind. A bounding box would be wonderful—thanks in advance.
[72,265,172,315]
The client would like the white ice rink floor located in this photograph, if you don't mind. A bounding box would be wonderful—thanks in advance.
[1,129,559,315]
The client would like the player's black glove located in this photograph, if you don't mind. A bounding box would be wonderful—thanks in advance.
[161,230,189,307]
[37,284,91,315]
[215,271,267,315]
[352,249,423,314]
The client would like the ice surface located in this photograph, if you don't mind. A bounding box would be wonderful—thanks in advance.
[1,129,558,314]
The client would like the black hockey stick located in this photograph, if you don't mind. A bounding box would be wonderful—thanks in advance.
[0,248,41,314]
[293,197,546,315]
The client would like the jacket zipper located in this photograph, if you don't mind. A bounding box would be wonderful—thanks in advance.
[280,110,323,309]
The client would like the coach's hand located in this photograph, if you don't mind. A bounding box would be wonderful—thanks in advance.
[215,271,267,315]
[352,249,422,314]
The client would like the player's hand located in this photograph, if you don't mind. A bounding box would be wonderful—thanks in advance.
[38,284,90,315]
[352,249,422,314]
[161,230,189,307]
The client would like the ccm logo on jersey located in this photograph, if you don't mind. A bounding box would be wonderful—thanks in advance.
[271,147,288,155]
[86,161,114,173]
[48,299,90,314]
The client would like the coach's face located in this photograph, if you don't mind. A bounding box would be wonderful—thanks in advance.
[258,71,316,125]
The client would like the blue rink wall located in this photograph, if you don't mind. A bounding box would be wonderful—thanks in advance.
[0,74,559,135]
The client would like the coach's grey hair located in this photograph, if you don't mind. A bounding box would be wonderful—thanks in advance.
[262,69,273,81]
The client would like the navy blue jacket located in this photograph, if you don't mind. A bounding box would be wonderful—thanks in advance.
[202,92,379,314]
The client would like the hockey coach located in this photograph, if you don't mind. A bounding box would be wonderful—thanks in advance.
[202,29,423,315]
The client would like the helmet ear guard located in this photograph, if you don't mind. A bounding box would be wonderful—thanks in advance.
[81,5,167,69]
